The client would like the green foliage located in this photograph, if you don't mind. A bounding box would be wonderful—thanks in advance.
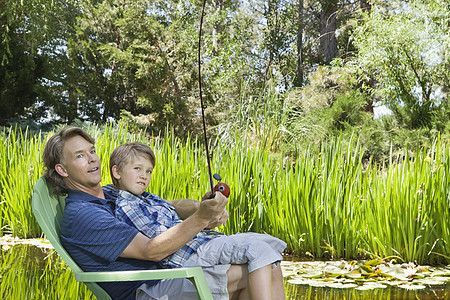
[353,0,450,129]
[0,0,79,125]
[0,127,45,237]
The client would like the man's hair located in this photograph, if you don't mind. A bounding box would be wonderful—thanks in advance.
[109,142,156,187]
[43,127,95,195]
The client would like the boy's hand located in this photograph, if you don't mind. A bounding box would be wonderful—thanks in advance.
[206,208,229,229]
[198,191,228,226]
[201,191,215,201]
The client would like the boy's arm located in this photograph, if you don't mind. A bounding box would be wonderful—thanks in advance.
[169,196,229,228]
[120,191,227,261]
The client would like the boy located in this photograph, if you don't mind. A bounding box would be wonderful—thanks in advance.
[105,142,286,299]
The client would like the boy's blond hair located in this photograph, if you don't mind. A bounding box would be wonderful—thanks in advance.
[109,143,156,187]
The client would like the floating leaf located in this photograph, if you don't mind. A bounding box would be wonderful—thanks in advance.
[398,284,426,290]
[304,272,324,279]
[355,283,387,290]
[415,278,447,285]
[383,280,409,286]
[365,259,383,266]
[344,273,362,279]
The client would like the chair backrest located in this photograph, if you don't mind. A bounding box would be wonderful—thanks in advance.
[31,177,85,272]
[32,177,111,299]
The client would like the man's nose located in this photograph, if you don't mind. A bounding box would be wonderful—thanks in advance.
[87,153,96,162]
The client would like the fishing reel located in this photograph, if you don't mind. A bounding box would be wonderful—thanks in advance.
[213,173,230,198]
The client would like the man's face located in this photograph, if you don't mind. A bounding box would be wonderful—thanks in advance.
[56,135,102,192]
[114,155,153,195]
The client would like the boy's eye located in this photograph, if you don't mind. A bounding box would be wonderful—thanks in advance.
[90,149,96,154]
[76,154,83,159]
[146,170,152,174]
[135,167,141,171]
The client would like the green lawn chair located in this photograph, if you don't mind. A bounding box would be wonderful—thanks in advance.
[31,176,213,300]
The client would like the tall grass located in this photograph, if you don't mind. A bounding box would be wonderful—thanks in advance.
[0,127,45,237]
[1,124,449,264]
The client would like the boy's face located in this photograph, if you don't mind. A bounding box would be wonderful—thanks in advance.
[113,154,154,195]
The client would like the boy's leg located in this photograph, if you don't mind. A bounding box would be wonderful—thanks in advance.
[248,264,272,300]
[227,264,250,300]
[272,264,285,300]
[228,264,276,300]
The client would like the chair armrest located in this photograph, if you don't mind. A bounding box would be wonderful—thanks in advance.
[74,267,205,282]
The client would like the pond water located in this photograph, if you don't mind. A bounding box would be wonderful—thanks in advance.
[1,242,449,299]
[284,280,450,299]
[0,243,92,299]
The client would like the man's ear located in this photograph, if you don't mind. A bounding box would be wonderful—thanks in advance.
[55,163,69,177]
[111,165,121,180]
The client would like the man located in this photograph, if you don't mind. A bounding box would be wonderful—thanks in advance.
[42,126,254,300]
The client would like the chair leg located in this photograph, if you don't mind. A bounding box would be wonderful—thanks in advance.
[188,274,213,300]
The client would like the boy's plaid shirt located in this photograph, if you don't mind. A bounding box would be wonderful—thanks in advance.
[103,184,219,268]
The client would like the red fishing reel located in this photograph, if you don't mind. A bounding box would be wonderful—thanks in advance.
[213,174,230,198]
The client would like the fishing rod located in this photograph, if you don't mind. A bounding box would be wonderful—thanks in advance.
[198,0,230,198]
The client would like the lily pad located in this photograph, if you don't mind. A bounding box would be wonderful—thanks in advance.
[355,283,387,290]
[398,284,426,290]
[281,259,450,291]
[415,278,447,285]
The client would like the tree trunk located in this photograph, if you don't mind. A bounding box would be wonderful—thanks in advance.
[294,0,304,87]
[67,89,78,124]
[211,0,223,54]
[319,2,338,63]
[360,0,372,13]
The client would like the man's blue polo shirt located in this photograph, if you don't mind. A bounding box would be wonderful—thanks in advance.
[60,188,160,300]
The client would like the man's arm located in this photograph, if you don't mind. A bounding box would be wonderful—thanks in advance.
[120,191,228,261]
[168,198,200,220]
[168,193,229,227]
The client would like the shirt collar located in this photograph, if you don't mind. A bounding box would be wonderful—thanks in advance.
[67,189,114,206]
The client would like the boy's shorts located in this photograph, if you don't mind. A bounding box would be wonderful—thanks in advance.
[189,232,286,272]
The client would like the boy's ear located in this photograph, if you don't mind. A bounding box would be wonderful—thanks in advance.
[55,163,69,178]
[111,165,121,180]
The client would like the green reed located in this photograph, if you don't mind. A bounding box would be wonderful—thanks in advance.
[1,124,449,264]
[0,127,45,237]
